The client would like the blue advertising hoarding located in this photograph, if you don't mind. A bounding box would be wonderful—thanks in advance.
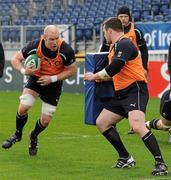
[136,22,171,50]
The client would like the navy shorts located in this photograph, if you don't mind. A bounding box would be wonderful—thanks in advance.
[104,81,149,118]
[25,75,62,106]
[160,89,171,120]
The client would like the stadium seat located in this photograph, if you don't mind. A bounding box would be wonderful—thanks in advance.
[87,11,96,18]
[13,19,22,25]
[9,30,20,42]
[163,9,171,16]
[161,0,170,6]
[133,3,142,11]
[96,11,105,18]
[86,17,94,24]
[63,11,71,18]
[44,19,53,25]
[143,15,154,22]
[70,11,79,18]
[69,18,77,25]
[32,30,40,40]
[94,17,103,35]
[53,18,61,24]
[142,9,151,17]
[152,4,160,15]
[133,10,142,22]
[143,0,151,4]
[164,15,171,22]
[36,19,45,25]
[77,18,86,24]
[152,0,160,3]
[76,23,84,41]
[26,29,32,42]
[153,15,164,22]
[29,19,37,25]
[84,23,94,40]
[2,30,10,41]
[79,11,87,17]
[60,18,69,24]
[160,4,169,14]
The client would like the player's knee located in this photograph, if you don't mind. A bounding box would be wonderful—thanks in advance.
[41,102,56,117]
[96,117,109,131]
[19,94,36,106]
[18,105,29,115]
[40,116,51,126]
[131,121,142,133]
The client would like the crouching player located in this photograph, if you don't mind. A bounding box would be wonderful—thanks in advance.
[146,89,171,142]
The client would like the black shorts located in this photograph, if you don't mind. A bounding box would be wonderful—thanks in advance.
[25,75,62,106]
[104,81,149,118]
[160,89,171,120]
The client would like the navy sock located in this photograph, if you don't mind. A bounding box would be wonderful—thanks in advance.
[102,127,130,158]
[142,131,164,163]
[15,112,28,137]
[31,119,46,138]
[149,119,159,130]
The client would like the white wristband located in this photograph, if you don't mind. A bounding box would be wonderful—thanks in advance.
[20,67,26,75]
[98,69,110,80]
[50,75,58,82]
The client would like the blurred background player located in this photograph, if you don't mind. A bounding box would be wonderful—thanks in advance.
[0,41,5,78]
[146,42,171,142]
[2,25,77,156]
[100,6,149,77]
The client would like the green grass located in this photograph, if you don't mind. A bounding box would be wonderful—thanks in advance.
[0,92,171,180]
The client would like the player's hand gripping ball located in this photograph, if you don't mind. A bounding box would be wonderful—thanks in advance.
[24,54,40,69]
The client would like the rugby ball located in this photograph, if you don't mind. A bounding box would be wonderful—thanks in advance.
[24,54,40,69]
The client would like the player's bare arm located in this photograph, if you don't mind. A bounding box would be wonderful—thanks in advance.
[11,51,38,75]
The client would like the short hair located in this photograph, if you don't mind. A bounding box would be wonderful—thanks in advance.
[103,17,123,32]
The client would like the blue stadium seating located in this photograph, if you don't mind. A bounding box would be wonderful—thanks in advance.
[0,0,171,42]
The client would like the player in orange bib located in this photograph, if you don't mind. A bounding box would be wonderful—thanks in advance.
[100,6,149,134]
[2,25,77,156]
[84,17,168,176]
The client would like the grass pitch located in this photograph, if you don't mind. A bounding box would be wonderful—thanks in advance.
[0,92,171,180]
